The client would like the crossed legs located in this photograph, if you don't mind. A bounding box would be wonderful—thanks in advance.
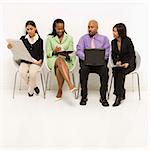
[55,57,75,98]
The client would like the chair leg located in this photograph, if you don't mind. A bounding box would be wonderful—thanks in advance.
[75,80,80,99]
[72,72,75,86]
[44,72,50,99]
[72,72,77,98]
[108,75,113,100]
[13,71,19,99]
[132,73,134,92]
[19,77,22,91]
[136,72,141,100]
[48,72,51,90]
[40,73,45,99]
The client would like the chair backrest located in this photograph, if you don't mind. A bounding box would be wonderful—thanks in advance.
[108,54,114,68]
[134,51,141,71]
[44,49,52,72]
[38,50,45,71]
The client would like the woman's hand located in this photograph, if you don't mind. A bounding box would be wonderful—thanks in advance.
[121,63,129,68]
[53,46,61,54]
[116,61,122,66]
[7,43,13,49]
[32,59,42,65]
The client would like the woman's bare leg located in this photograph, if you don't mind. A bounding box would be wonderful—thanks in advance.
[55,57,74,90]
[55,67,64,98]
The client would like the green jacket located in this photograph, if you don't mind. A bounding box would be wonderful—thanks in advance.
[46,33,76,72]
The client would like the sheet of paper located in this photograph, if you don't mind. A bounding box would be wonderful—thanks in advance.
[6,39,33,62]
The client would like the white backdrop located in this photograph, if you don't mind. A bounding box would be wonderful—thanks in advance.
[0,1,150,150]
[0,2,149,90]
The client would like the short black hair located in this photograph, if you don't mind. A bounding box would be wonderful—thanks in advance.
[113,23,127,38]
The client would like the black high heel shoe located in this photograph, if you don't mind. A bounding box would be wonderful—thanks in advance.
[112,97,121,107]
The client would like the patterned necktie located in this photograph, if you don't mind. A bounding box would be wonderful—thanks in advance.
[91,37,96,48]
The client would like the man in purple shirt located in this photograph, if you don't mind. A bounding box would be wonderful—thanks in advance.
[76,20,110,106]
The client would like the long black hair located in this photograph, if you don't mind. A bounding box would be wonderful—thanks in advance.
[49,19,67,37]
[25,20,38,35]
[113,23,127,39]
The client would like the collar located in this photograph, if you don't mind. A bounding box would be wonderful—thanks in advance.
[25,33,39,44]
[88,33,98,39]
[53,33,68,44]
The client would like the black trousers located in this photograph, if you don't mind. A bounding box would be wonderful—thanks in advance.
[79,59,109,100]
[113,66,135,97]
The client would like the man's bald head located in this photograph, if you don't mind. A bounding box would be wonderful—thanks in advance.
[88,20,98,37]
[88,20,98,28]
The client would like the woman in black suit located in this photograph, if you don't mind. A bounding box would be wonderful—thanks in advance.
[111,23,136,106]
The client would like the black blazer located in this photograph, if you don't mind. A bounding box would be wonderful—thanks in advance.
[111,36,136,69]
[20,35,43,63]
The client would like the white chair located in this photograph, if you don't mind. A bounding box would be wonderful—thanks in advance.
[107,51,141,100]
[44,54,78,99]
[12,58,45,99]
[75,65,81,99]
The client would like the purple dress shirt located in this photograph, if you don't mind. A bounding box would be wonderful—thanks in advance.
[76,33,110,60]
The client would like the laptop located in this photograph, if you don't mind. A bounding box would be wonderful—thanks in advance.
[84,48,105,66]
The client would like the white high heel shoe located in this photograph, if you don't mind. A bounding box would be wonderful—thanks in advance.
[55,96,62,101]
[70,87,77,93]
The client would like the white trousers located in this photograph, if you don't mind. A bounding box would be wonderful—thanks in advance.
[19,62,40,94]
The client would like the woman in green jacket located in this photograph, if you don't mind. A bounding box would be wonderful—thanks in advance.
[46,19,77,100]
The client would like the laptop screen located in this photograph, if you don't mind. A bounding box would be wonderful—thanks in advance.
[84,48,105,66]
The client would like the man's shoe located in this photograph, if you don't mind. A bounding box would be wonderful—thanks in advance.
[34,87,40,95]
[112,97,121,106]
[80,98,87,105]
[100,98,109,107]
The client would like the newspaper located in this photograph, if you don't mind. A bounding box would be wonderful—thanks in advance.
[6,39,33,62]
